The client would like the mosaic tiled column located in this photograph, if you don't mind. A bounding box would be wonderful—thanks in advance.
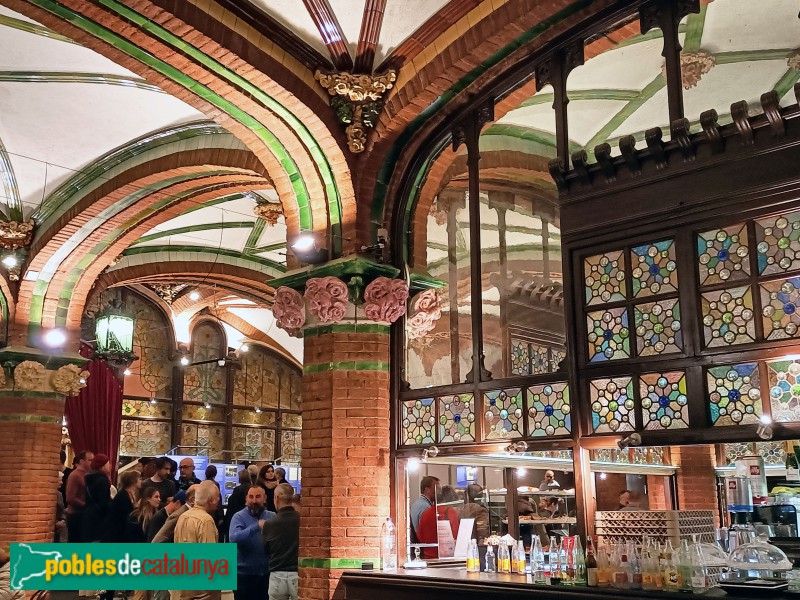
[0,352,88,546]
[271,267,407,600]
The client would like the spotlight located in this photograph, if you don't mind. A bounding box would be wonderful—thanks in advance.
[180,356,190,366]
[291,235,316,252]
[254,407,262,414]
[204,402,211,409]
[43,329,67,348]
[1,255,17,268]
[504,441,529,454]
[290,234,328,265]
[123,368,132,376]
[150,398,157,405]
[617,433,642,449]
[422,445,439,462]
[189,291,201,301]
[407,458,420,472]
[217,359,226,367]
[757,414,774,440]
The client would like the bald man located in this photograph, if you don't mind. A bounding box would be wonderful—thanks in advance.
[177,457,202,492]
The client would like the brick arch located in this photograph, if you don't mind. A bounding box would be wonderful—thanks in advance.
[0,0,356,248]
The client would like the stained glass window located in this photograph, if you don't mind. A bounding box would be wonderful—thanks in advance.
[122,399,170,419]
[631,239,678,298]
[760,277,800,340]
[183,404,225,422]
[232,427,275,461]
[767,358,800,422]
[725,442,755,465]
[589,376,634,433]
[280,367,302,410]
[551,348,566,372]
[281,430,301,462]
[697,223,750,285]
[707,363,762,426]
[483,388,523,439]
[756,211,800,275]
[120,419,171,456]
[701,285,755,347]
[232,408,276,426]
[527,382,571,436]
[233,345,280,408]
[756,441,787,466]
[634,298,682,356]
[584,250,626,305]
[125,293,173,400]
[438,394,475,442]
[183,322,227,406]
[510,338,530,375]
[587,307,630,361]
[401,398,435,445]
[181,422,225,455]
[281,413,302,429]
[639,371,688,430]
[531,344,550,374]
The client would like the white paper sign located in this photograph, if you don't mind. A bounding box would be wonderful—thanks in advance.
[453,518,475,559]
[437,519,456,558]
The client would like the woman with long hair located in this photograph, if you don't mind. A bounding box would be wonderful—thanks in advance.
[103,471,141,542]
[129,488,160,541]
[258,464,278,512]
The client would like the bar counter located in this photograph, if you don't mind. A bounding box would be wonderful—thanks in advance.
[342,568,747,600]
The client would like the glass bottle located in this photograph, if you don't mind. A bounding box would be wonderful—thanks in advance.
[663,540,679,591]
[380,517,396,572]
[612,542,630,589]
[690,535,710,592]
[498,541,511,573]
[549,537,561,582]
[573,536,586,585]
[560,536,573,584]
[484,544,496,573]
[678,539,693,591]
[532,537,546,583]
[596,541,611,587]
[466,539,480,573]
[641,543,656,591]
[516,540,527,575]
[629,542,642,590]
[585,537,598,587]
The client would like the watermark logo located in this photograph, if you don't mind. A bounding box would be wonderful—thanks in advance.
[10,544,237,590]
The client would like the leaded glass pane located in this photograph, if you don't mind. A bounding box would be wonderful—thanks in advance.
[183,404,225,422]
[233,345,280,408]
[531,344,550,374]
[634,298,682,356]
[551,348,566,372]
[281,430,301,462]
[438,394,475,443]
[755,210,800,275]
[766,358,800,422]
[231,408,276,426]
[639,371,688,430]
[584,250,626,305]
[589,376,634,433]
[700,285,756,347]
[183,322,227,406]
[122,399,170,419]
[232,427,275,461]
[527,382,571,436]
[587,307,630,361]
[401,398,435,445]
[181,422,225,455]
[483,388,523,439]
[760,276,800,340]
[631,239,678,298]
[756,441,787,466]
[725,442,755,465]
[281,413,302,429]
[707,363,762,426]
[125,293,172,399]
[120,419,171,456]
[697,223,750,286]
[510,338,530,375]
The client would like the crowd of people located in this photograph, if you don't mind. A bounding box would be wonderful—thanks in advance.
[50,451,300,600]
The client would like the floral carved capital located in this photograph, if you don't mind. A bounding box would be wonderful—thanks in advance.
[407,289,443,339]
[14,360,47,390]
[663,50,716,89]
[52,364,90,396]
[273,287,306,336]
[253,202,283,226]
[0,219,34,250]
[305,276,348,324]
[363,277,409,323]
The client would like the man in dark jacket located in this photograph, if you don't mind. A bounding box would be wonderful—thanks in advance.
[262,483,299,600]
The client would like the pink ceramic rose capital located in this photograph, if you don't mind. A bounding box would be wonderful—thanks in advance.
[305,276,349,323]
[272,287,306,336]
[407,289,443,339]
[364,277,409,323]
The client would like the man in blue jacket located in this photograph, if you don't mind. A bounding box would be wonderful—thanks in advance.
[229,485,275,600]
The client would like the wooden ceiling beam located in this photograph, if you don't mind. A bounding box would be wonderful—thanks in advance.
[354,0,386,73]
[302,0,354,71]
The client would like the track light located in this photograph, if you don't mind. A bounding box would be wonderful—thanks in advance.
[290,234,328,265]
[617,433,642,449]
[504,441,528,454]
[757,414,774,440]
[422,445,439,462]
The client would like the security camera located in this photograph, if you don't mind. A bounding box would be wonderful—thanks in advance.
[617,433,642,449]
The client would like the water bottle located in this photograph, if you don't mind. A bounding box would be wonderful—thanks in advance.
[485,544,496,572]
[381,517,397,572]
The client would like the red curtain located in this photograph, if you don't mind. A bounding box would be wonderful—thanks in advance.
[65,351,123,470]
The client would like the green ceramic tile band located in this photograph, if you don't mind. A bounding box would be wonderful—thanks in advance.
[0,134,21,221]
[303,361,389,374]
[0,13,78,44]
[298,558,382,569]
[303,323,390,338]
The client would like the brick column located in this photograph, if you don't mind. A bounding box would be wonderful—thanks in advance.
[299,324,390,600]
[0,392,64,545]
[675,444,720,525]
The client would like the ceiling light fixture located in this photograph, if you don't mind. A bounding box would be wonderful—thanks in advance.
[123,368,132,376]
[43,328,67,348]
[189,291,201,301]
[180,356,190,366]
[290,233,329,265]
[421,445,439,462]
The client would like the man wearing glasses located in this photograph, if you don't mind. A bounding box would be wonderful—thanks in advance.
[177,457,202,492]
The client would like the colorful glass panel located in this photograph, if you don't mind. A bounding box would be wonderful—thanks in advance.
[766,358,800,422]
[697,223,750,285]
[551,348,566,372]
[589,376,635,433]
[760,277,800,340]
[183,404,225,422]
[181,422,225,455]
[755,211,800,275]
[119,419,171,456]
[281,413,302,429]
[438,394,475,443]
[233,346,280,408]
[401,398,435,445]
[631,239,678,298]
[483,388,523,439]
[231,427,275,461]
[634,298,682,356]
[584,250,626,305]
[725,442,755,465]
[527,382,571,436]
[125,293,173,399]
[639,371,688,430]
[510,338,530,375]
[281,368,302,410]
[231,408,277,426]
[756,441,787,466]
[531,344,550,374]
[701,285,755,347]
[281,430,301,462]
[587,307,630,361]
[707,363,762,426]
[122,399,171,419]
[183,323,227,406]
